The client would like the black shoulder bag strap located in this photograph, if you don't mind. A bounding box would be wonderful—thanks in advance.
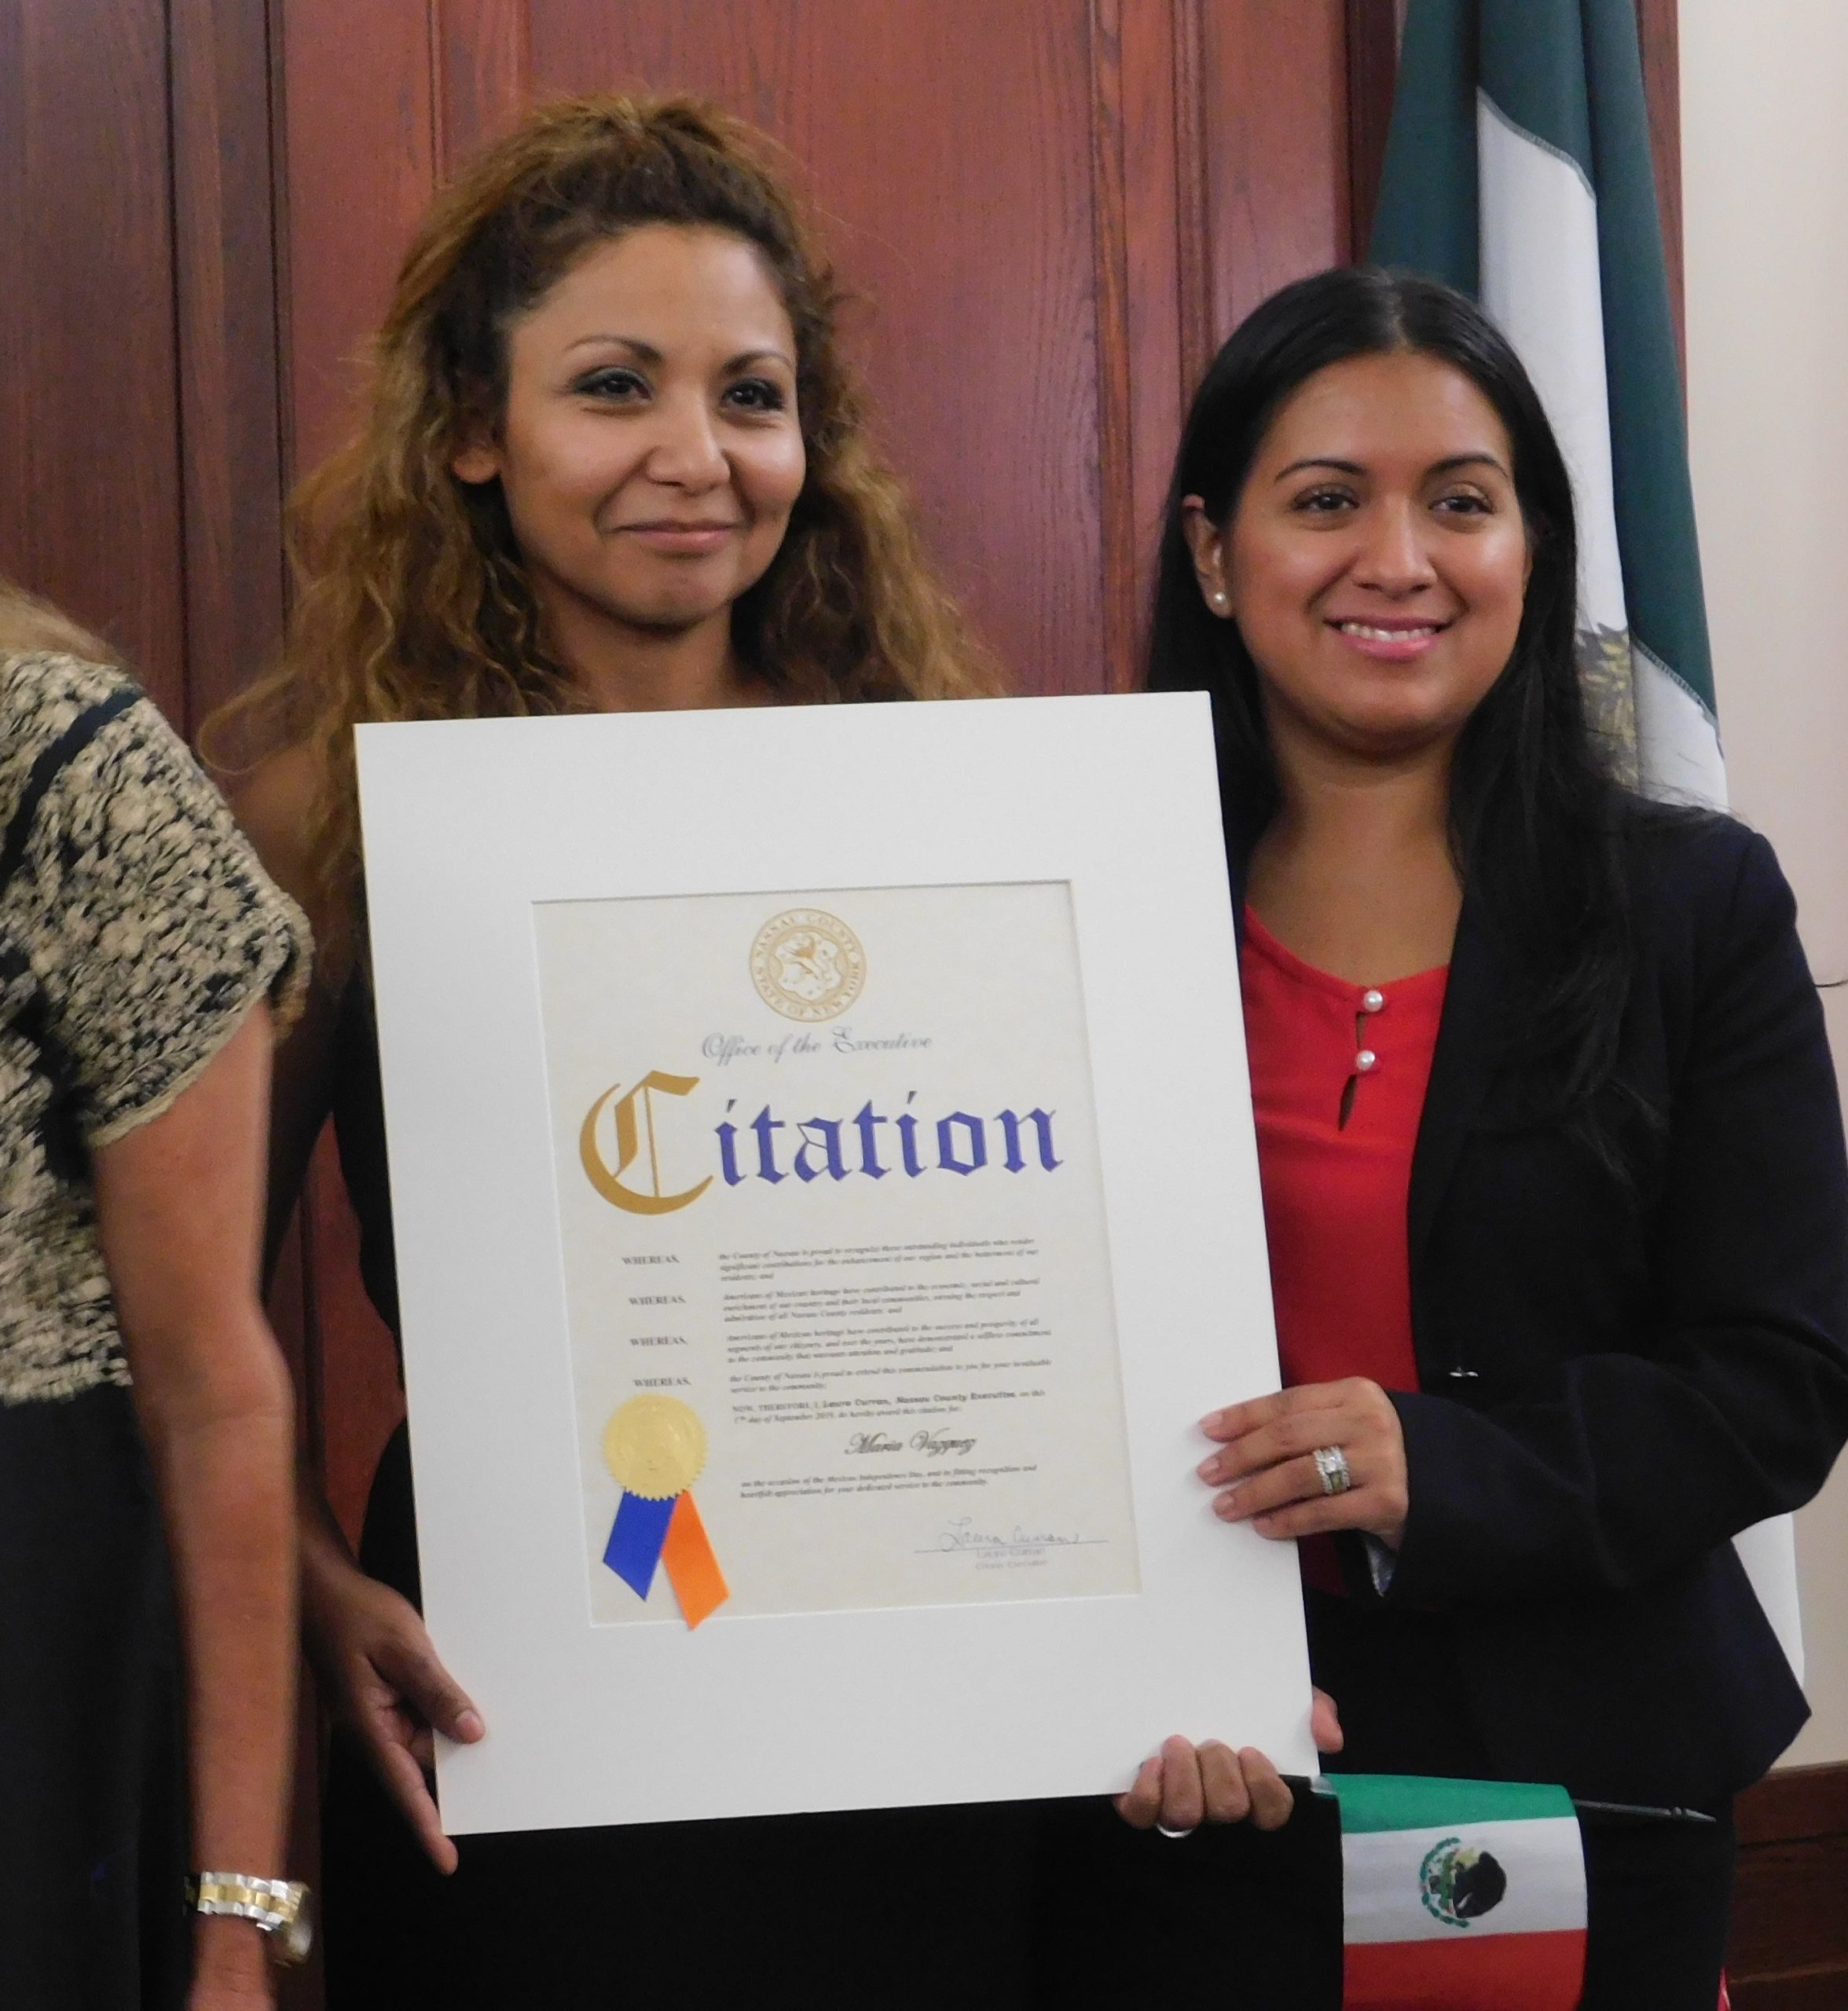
[0,682,144,1181]
[0,683,143,900]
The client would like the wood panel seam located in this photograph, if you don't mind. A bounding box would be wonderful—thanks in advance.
[428,0,448,181]
[267,0,296,502]
[1087,0,1137,692]
[1171,0,1211,402]
[159,0,198,733]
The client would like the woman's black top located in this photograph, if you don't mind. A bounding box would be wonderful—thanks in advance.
[319,980,1344,2009]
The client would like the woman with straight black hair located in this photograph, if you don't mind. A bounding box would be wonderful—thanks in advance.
[1137,266,1848,2006]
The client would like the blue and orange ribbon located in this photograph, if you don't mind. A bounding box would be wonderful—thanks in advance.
[601,1395,728,1628]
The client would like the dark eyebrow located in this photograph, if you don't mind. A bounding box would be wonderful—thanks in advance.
[1274,457,1363,482]
[724,347,796,373]
[559,335,795,372]
[1273,452,1511,482]
[1428,452,1510,479]
[563,335,662,362]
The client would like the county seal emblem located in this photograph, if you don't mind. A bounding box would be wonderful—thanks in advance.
[749,908,866,1023]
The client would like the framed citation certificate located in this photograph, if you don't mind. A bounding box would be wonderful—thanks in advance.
[356,691,1314,1836]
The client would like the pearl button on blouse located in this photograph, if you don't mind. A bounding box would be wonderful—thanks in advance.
[1238,907,1450,1400]
[1240,910,1451,1598]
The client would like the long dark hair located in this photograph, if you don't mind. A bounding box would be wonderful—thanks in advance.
[1149,266,1649,1157]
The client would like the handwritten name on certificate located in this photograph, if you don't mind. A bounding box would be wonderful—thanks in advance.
[534,880,1139,1623]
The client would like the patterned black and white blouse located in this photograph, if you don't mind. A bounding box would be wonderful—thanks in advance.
[0,650,309,1406]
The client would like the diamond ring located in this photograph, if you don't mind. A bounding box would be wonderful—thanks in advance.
[1311,1445,1353,1496]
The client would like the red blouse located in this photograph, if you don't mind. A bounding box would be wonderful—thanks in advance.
[1239,910,1450,1592]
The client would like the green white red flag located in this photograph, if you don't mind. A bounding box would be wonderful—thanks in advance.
[1369,0,1805,1684]
[1336,1775,1586,2009]
[1370,0,1718,802]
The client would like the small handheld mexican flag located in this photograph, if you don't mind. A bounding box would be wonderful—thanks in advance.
[1335,1775,1586,2010]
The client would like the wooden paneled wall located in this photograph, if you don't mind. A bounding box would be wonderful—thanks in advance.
[0,0,188,721]
[277,0,1359,715]
[0,0,284,733]
[0,2,1697,760]
[1730,1764,1848,2010]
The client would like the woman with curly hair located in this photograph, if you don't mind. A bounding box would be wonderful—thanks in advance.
[226,93,1317,2007]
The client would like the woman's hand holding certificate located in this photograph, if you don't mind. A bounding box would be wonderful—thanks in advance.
[1197,1379,1410,1549]
[300,1521,484,1874]
[1116,1690,1344,1834]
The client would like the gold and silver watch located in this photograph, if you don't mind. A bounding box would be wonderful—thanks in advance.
[188,1872,314,1966]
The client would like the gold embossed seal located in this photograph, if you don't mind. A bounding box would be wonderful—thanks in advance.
[749,908,866,1022]
[603,1394,708,1501]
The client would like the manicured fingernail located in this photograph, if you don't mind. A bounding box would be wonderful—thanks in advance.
[457,1710,485,1740]
[1200,1410,1226,1433]
[1214,1490,1240,1519]
[1196,1456,1221,1482]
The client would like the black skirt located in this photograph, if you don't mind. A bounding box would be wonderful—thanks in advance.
[0,1383,189,2011]
[321,1422,1344,2008]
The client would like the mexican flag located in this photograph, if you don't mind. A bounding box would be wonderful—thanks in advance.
[1370,0,1806,1682]
[1336,1775,1586,2009]
[1371,0,1719,805]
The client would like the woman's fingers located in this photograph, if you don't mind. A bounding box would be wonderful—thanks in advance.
[359,1701,460,1874]
[1198,1381,1397,1488]
[1113,1740,1211,1831]
[1116,1738,1304,1833]
[1212,1449,1348,1519]
[1156,1734,1206,1831]
[1199,1405,1350,1484]
[1215,1445,1408,1544]
[1217,1460,1406,1540]
[1238,1747,1296,1832]
[307,1567,481,1873]
[1202,1379,1385,1442]
[1115,1751,1166,1829]
[326,1590,484,1874]
[1196,1740,1252,1824]
[374,1627,486,1746]
[1200,1378,1409,1545]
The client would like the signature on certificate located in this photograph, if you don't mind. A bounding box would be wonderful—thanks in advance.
[845,1429,978,1459]
[928,1515,1102,1557]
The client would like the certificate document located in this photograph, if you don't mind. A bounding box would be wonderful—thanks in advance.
[357,694,1314,1835]
[537,880,1137,1625]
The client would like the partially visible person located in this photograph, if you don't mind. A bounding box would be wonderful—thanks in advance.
[0,581,309,2011]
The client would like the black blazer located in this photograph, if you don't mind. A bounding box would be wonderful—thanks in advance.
[1238,809,1848,1808]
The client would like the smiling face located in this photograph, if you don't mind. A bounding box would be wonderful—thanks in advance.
[451,223,806,667]
[1185,349,1532,766]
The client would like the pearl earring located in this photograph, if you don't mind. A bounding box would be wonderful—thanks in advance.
[1212,590,1229,610]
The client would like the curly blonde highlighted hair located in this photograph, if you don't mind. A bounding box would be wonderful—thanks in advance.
[212,94,998,930]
